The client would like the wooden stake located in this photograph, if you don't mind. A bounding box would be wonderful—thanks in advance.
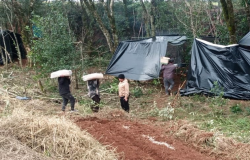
[171,80,186,108]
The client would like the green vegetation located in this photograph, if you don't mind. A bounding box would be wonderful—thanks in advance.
[132,87,143,98]
[31,2,79,76]
[230,104,243,114]
[1,0,250,158]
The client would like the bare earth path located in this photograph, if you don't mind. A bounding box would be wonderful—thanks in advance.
[76,116,214,160]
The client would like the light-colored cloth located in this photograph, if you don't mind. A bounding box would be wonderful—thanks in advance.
[118,79,129,98]
[161,63,177,79]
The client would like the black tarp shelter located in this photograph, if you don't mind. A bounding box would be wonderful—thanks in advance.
[105,35,187,80]
[180,32,250,100]
[0,30,27,65]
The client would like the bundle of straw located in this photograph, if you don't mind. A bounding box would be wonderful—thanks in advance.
[0,108,118,160]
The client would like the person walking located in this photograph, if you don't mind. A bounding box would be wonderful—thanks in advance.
[58,76,76,112]
[161,58,177,95]
[87,79,101,112]
[118,74,130,113]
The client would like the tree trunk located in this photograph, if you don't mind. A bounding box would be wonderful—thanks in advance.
[150,0,156,38]
[220,0,236,44]
[82,0,115,53]
[243,0,250,30]
[74,69,79,89]
[103,0,119,50]
[122,0,130,32]
[3,1,23,67]
[140,0,150,37]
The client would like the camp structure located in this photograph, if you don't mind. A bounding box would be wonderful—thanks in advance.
[0,30,27,65]
[180,32,250,100]
[105,35,187,80]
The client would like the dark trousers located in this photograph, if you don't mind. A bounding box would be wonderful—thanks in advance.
[163,78,174,95]
[91,95,100,112]
[61,93,75,111]
[120,96,129,113]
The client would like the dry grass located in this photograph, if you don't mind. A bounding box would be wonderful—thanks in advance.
[0,136,52,160]
[0,95,118,160]
[164,120,250,160]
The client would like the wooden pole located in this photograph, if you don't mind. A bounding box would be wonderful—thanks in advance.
[171,80,186,108]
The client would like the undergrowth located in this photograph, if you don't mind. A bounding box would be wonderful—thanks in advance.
[1,66,250,144]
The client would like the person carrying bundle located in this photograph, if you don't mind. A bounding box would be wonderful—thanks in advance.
[58,76,76,112]
[87,79,101,112]
[161,58,177,95]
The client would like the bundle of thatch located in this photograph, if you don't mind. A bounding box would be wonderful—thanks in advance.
[0,108,118,160]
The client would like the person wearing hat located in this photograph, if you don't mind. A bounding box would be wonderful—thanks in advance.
[118,74,130,112]
[161,58,177,95]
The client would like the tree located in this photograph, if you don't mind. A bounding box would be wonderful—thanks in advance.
[122,0,130,32]
[150,0,156,38]
[241,0,250,31]
[31,2,79,75]
[220,0,237,43]
[139,0,157,38]
[81,0,118,53]
[1,0,23,67]
[173,0,210,38]
[140,0,150,37]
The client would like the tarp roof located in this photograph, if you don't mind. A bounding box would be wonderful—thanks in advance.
[180,32,250,100]
[105,35,187,80]
[239,31,250,47]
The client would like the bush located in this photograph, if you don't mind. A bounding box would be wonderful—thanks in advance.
[132,87,143,98]
[31,2,79,75]
[230,104,242,114]
[101,78,119,94]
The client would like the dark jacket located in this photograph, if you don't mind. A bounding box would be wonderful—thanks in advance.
[161,63,177,79]
[87,79,100,98]
[58,77,71,95]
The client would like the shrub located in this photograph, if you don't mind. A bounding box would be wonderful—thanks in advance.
[230,104,242,114]
[132,87,143,98]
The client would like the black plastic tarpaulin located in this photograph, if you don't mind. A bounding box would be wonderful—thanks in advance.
[239,32,250,47]
[105,36,187,80]
[0,30,27,65]
[180,34,250,100]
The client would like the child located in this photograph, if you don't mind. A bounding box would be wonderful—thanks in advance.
[118,74,129,112]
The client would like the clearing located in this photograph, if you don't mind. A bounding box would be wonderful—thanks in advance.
[1,66,250,159]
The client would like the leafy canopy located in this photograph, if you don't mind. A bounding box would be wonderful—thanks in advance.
[31,1,78,75]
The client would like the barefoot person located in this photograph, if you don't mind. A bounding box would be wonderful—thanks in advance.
[118,74,130,113]
[58,76,76,112]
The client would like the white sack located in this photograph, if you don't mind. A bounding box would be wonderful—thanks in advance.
[50,70,72,78]
[82,73,104,81]
[160,57,170,64]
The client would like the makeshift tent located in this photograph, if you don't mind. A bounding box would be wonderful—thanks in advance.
[0,30,27,65]
[105,35,187,80]
[180,33,250,100]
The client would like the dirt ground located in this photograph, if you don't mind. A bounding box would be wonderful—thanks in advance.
[75,111,214,160]
[74,71,217,160]
[1,66,242,160]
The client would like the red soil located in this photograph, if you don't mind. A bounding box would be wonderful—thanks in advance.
[76,115,214,160]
